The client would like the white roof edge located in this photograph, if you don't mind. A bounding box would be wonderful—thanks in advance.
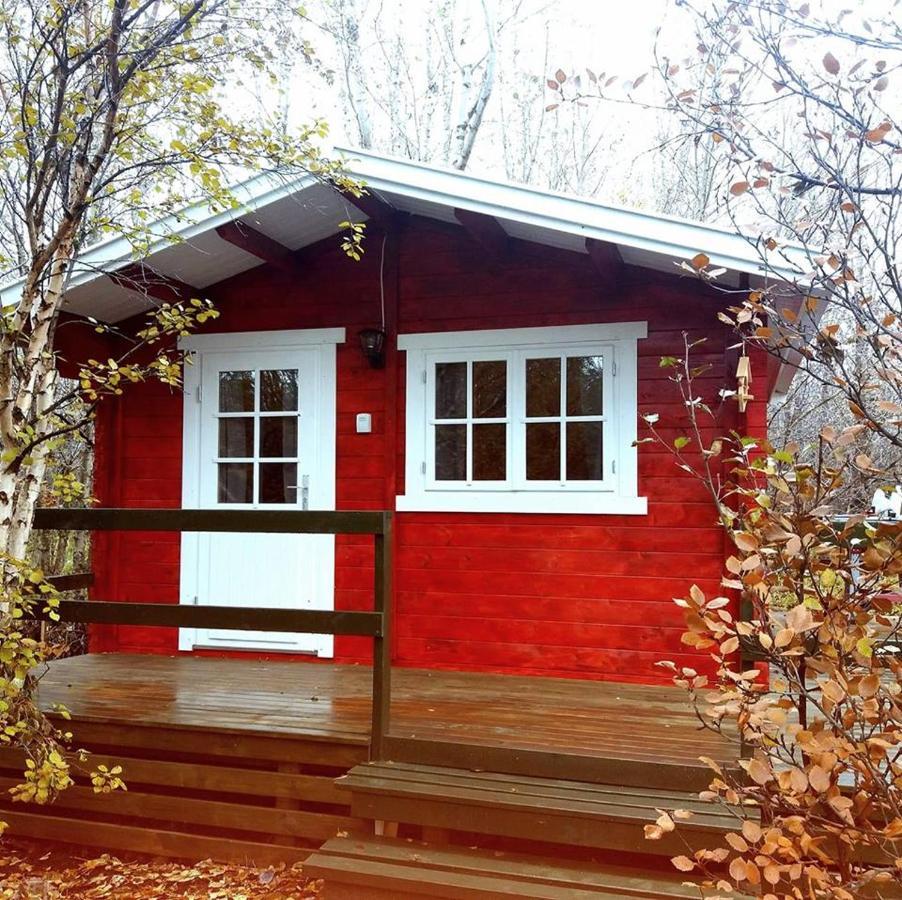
[338,146,808,281]
[2,145,808,304]
[0,168,319,301]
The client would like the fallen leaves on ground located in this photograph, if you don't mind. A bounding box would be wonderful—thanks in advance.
[0,839,323,898]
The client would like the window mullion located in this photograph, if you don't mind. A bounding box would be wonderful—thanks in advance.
[253,368,260,507]
[559,354,566,486]
[513,351,524,489]
[466,359,473,486]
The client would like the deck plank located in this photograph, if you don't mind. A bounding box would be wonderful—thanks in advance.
[35,653,735,767]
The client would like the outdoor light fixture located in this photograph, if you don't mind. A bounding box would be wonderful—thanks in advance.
[358,327,386,369]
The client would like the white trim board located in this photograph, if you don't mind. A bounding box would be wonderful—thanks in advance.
[398,322,647,351]
[179,327,346,352]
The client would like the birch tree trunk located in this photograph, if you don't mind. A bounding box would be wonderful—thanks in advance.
[450,0,497,170]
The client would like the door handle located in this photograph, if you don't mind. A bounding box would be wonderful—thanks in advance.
[287,475,310,508]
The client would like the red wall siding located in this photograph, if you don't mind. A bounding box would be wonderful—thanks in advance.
[84,216,760,683]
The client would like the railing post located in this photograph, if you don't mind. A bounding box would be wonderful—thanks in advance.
[370,511,393,760]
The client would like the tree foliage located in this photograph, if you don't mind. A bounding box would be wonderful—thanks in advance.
[0,0,350,828]
[611,2,902,896]
[643,341,901,897]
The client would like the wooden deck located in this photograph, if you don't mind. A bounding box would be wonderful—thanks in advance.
[34,653,733,769]
[0,653,738,880]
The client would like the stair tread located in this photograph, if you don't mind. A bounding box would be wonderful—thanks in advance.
[305,835,704,898]
[338,762,732,829]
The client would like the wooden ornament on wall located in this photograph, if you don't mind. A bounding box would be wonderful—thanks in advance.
[736,353,753,412]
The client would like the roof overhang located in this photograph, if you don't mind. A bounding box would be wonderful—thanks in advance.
[2,147,810,393]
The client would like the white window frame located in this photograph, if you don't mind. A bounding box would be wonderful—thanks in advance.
[398,322,648,515]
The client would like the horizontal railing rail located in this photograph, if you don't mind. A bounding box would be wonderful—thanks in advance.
[34,507,390,535]
[33,507,393,757]
[36,602,384,636]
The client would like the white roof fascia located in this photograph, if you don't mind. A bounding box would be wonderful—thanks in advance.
[340,147,808,282]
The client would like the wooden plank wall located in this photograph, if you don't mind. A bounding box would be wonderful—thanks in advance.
[79,216,761,683]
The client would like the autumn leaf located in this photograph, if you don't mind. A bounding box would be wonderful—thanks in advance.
[808,765,831,793]
[865,121,892,142]
[823,51,840,74]
[729,857,748,882]
[691,252,710,269]
[726,832,749,852]
[746,757,773,785]
[671,855,695,872]
[730,181,749,196]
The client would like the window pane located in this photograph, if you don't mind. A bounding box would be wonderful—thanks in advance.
[526,358,561,417]
[567,356,604,416]
[567,421,604,480]
[472,360,506,418]
[473,424,506,481]
[218,418,253,458]
[435,424,466,480]
[218,463,252,503]
[435,362,467,419]
[260,463,297,504]
[219,371,254,412]
[260,416,298,458]
[261,369,298,412]
[526,422,560,480]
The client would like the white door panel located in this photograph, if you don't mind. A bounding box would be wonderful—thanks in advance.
[180,339,337,655]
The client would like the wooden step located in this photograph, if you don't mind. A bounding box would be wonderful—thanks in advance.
[0,720,363,863]
[337,762,734,856]
[0,809,307,866]
[0,749,347,805]
[305,835,706,898]
[0,778,356,843]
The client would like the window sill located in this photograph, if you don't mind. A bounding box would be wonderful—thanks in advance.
[395,492,648,515]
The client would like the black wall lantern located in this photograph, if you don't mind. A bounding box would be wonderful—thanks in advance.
[358,327,387,369]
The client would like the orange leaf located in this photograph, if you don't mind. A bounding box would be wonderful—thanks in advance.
[808,765,830,793]
[730,181,749,196]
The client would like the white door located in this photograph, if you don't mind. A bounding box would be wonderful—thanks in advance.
[180,331,341,656]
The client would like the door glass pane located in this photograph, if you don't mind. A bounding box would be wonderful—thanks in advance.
[218,463,253,503]
[567,421,604,480]
[218,418,254,458]
[219,371,254,412]
[472,360,506,418]
[473,424,506,481]
[260,463,298,503]
[435,424,466,480]
[567,356,604,416]
[526,358,560,417]
[261,369,299,412]
[526,422,560,480]
[435,362,467,419]
[261,416,298,458]
[260,463,297,504]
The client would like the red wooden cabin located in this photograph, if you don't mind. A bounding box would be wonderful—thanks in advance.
[55,149,792,685]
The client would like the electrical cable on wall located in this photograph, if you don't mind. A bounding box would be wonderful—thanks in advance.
[379,231,387,332]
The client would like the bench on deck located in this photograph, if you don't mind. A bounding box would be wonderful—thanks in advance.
[336,761,736,857]
[305,835,707,899]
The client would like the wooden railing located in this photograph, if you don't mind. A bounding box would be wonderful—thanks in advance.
[32,507,394,758]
